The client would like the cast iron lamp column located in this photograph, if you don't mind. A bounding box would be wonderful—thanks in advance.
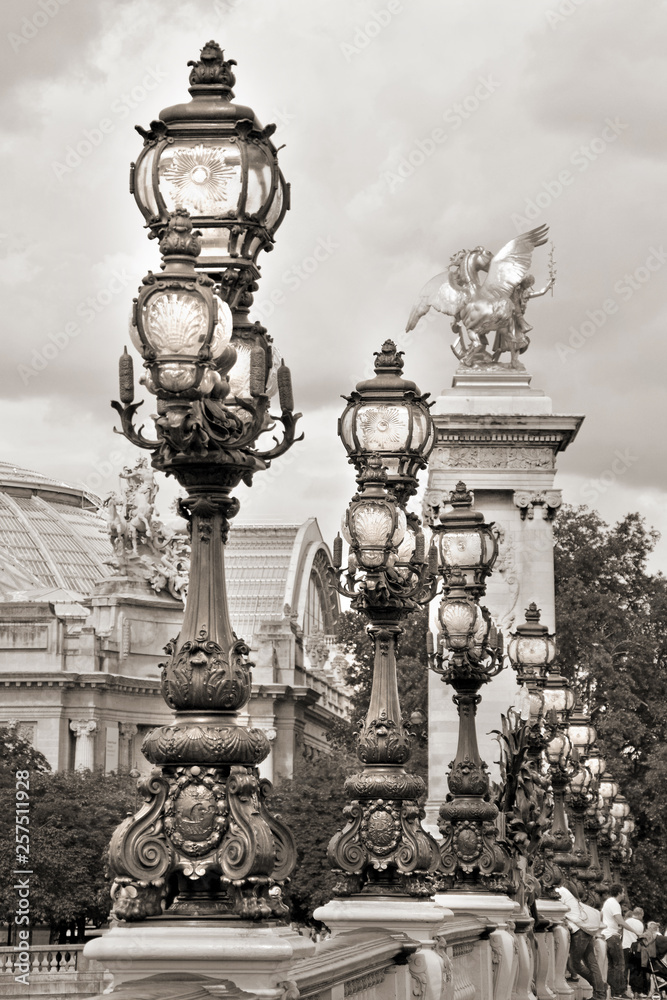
[543,727,578,875]
[327,343,440,897]
[563,704,597,899]
[105,44,302,923]
[597,771,619,884]
[507,605,563,898]
[427,483,511,892]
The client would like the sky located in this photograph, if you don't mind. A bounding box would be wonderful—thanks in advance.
[1,0,666,570]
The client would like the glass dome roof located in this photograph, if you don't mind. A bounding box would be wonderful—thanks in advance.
[0,463,111,597]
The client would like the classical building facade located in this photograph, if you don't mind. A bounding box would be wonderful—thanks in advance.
[0,462,348,779]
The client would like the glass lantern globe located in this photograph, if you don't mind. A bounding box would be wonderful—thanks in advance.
[130,215,233,398]
[434,482,498,592]
[507,603,556,685]
[584,747,606,779]
[599,772,620,805]
[341,458,406,572]
[438,595,478,651]
[546,730,571,767]
[542,673,576,720]
[131,41,288,277]
[611,794,630,820]
[338,340,435,502]
[567,704,597,756]
[569,764,593,794]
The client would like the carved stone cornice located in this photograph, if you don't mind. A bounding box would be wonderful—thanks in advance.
[0,672,162,695]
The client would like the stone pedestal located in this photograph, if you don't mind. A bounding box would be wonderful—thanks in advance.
[313,896,453,943]
[424,369,583,826]
[84,920,315,996]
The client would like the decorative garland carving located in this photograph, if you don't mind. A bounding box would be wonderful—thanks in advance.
[142,723,271,766]
[160,631,252,712]
[356,711,412,765]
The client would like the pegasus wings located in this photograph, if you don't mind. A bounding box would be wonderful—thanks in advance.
[485,224,549,295]
[405,271,466,332]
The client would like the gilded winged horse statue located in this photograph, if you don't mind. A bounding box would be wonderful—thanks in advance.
[405,224,555,369]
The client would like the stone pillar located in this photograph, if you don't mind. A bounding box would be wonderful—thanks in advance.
[70,720,98,770]
[119,723,138,772]
[424,369,583,827]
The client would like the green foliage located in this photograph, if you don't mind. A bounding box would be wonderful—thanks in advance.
[270,750,357,926]
[0,766,135,939]
[0,726,51,788]
[332,608,429,779]
[554,504,667,921]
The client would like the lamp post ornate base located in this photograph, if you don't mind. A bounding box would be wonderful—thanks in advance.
[107,483,296,922]
[327,622,440,898]
[436,684,512,893]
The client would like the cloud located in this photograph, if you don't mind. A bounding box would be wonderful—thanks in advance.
[0,0,663,575]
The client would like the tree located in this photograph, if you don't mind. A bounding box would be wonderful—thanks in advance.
[269,750,357,927]
[554,504,667,921]
[0,764,136,942]
[331,608,429,778]
[0,725,51,787]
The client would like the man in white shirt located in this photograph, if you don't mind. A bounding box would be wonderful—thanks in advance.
[556,881,606,1000]
[601,884,638,998]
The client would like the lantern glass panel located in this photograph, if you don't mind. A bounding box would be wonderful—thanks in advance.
[392,506,407,546]
[265,180,284,231]
[611,798,630,819]
[439,599,476,649]
[599,777,619,801]
[585,754,606,778]
[265,345,282,398]
[355,404,410,453]
[568,723,596,748]
[350,502,394,549]
[159,140,242,216]
[340,406,355,453]
[245,143,273,216]
[543,685,575,714]
[514,636,550,665]
[142,291,209,356]
[135,145,160,219]
[208,296,233,361]
[439,529,482,569]
[410,407,430,452]
[227,342,252,397]
[546,731,569,764]
[199,226,231,259]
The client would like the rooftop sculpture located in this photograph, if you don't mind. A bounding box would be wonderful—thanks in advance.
[406,224,555,370]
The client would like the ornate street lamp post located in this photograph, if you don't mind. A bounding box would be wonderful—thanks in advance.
[564,704,598,899]
[597,771,620,884]
[327,344,440,897]
[105,43,301,923]
[428,483,511,891]
[506,606,562,897]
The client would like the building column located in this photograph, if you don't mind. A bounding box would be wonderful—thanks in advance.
[70,720,98,770]
[119,723,138,772]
